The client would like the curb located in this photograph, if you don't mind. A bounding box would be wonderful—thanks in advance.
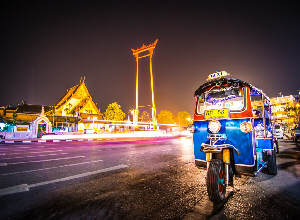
[0,139,88,144]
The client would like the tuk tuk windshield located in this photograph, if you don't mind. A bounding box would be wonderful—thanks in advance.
[197,86,245,114]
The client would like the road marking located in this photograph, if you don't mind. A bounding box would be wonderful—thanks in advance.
[78,139,84,141]
[3,150,63,155]
[38,140,46,142]
[0,163,7,166]
[1,153,69,160]
[0,184,29,196]
[97,139,102,140]
[66,140,72,142]
[1,160,104,176]
[5,156,85,165]
[0,146,40,149]
[88,139,93,141]
[0,164,128,196]
[53,140,60,142]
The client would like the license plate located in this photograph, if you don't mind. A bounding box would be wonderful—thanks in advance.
[205,109,229,119]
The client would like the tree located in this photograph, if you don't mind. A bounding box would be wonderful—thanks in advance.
[64,103,73,124]
[140,111,150,122]
[157,110,175,124]
[49,105,56,127]
[173,111,192,127]
[104,102,125,121]
[12,111,17,125]
[285,102,300,127]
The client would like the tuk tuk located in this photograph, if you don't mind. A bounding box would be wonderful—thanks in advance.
[192,71,278,204]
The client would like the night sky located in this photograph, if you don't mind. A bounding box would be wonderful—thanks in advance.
[1,1,300,116]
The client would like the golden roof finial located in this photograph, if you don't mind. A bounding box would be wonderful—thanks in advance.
[41,106,45,116]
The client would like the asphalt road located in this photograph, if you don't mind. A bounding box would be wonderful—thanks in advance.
[0,137,299,220]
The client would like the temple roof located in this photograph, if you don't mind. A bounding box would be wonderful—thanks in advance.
[47,78,100,115]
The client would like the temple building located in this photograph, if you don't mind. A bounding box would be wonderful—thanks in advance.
[52,78,100,117]
[45,78,103,132]
[0,78,103,137]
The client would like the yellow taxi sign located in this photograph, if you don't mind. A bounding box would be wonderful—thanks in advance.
[205,109,229,119]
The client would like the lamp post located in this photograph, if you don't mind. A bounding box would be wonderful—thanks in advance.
[296,103,300,126]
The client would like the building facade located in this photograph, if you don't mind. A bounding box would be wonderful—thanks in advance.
[252,95,297,132]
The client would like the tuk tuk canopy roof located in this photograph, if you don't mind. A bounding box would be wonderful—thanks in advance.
[194,77,269,99]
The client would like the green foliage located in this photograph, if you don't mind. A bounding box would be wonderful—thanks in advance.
[285,104,300,123]
[104,102,125,121]
[0,124,8,132]
[140,111,150,122]
[173,111,192,127]
[157,110,175,124]
[12,112,17,124]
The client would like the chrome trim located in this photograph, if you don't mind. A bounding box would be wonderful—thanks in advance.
[254,162,267,176]
[201,143,233,153]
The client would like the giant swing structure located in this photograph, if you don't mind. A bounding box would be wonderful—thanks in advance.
[131,39,158,129]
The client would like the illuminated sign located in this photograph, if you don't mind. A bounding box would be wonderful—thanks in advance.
[205,109,229,119]
[207,71,229,81]
[16,127,28,131]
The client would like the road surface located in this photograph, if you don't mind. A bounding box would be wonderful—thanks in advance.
[0,137,299,219]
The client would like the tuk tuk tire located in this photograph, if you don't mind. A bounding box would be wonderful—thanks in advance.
[267,151,277,175]
[207,159,226,204]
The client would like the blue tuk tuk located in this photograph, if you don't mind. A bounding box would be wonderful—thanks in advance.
[192,71,278,204]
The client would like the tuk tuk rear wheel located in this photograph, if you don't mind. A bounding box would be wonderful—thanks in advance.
[207,159,226,204]
[267,151,277,175]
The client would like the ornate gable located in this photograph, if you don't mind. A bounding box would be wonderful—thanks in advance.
[47,78,100,116]
[73,81,90,99]
[80,99,100,114]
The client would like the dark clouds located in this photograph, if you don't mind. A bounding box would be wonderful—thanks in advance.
[1,1,300,115]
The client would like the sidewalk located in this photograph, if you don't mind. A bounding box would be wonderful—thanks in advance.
[284,133,292,139]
